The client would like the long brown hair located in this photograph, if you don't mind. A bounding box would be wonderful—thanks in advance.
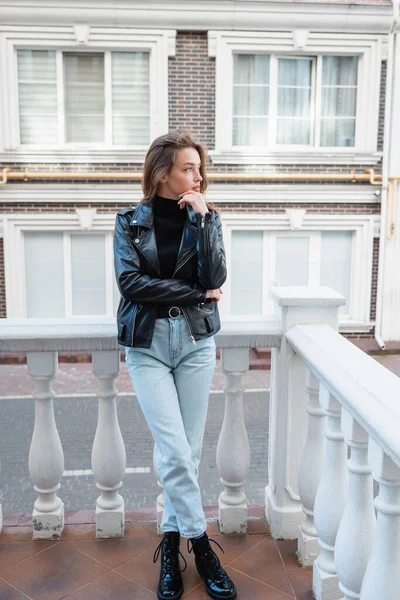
[141,130,216,210]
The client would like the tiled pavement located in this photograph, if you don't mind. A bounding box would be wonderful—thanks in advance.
[0,508,312,600]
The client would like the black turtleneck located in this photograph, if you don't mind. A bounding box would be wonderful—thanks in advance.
[153,194,187,279]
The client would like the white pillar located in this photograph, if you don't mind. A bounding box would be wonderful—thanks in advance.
[266,287,345,539]
[313,388,348,600]
[335,410,376,600]
[297,370,326,566]
[27,352,64,540]
[92,351,126,538]
[217,347,250,534]
[360,440,400,600]
[381,33,400,341]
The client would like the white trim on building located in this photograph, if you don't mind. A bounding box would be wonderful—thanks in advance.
[209,30,385,165]
[0,25,176,162]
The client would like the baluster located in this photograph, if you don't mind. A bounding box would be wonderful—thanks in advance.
[27,352,64,540]
[335,409,376,600]
[92,351,126,538]
[298,370,326,566]
[217,348,250,534]
[313,386,348,600]
[360,440,400,599]
[153,444,164,535]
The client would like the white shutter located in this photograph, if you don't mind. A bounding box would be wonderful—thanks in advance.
[232,54,269,146]
[17,50,58,144]
[24,232,65,317]
[71,234,106,315]
[64,53,105,143]
[111,52,150,145]
[231,230,263,314]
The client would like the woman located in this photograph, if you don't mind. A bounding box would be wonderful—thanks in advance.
[114,130,237,600]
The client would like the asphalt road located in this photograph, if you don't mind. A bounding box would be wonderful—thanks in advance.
[0,391,269,513]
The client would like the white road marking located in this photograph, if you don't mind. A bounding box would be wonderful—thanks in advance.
[63,467,151,477]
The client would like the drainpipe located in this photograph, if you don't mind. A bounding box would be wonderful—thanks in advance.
[374,0,399,350]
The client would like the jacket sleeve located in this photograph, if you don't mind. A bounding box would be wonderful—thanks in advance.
[196,210,227,290]
[114,213,207,306]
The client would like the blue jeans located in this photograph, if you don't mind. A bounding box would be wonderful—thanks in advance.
[125,315,216,538]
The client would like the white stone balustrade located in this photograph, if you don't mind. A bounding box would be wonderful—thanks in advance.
[297,370,326,566]
[266,287,345,539]
[335,410,376,600]
[92,350,126,538]
[312,387,348,600]
[287,318,400,600]
[27,351,65,540]
[360,440,400,600]
[1,288,400,600]
[216,347,250,533]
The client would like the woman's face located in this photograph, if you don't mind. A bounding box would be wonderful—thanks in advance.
[157,147,203,200]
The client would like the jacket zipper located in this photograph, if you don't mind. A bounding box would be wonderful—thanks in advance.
[172,248,197,278]
[181,306,197,347]
[131,304,139,346]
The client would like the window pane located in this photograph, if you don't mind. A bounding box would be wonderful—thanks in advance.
[320,56,358,147]
[277,119,310,145]
[233,86,269,116]
[233,117,268,146]
[233,54,269,85]
[64,53,104,143]
[17,50,58,144]
[112,52,150,145]
[320,118,356,147]
[277,59,312,145]
[233,54,269,146]
[275,237,309,285]
[231,231,263,314]
[320,231,352,315]
[322,56,358,86]
[71,234,106,315]
[24,232,65,317]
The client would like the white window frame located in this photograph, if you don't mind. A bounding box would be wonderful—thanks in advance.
[0,25,176,162]
[218,212,378,331]
[209,30,385,165]
[3,212,118,318]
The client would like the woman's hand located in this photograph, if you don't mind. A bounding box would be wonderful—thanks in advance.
[206,288,223,303]
[177,189,208,217]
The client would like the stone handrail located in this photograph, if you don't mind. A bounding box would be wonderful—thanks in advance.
[286,322,400,468]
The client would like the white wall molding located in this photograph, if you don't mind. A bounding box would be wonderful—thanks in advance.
[208,150,383,166]
[0,1,396,33]
[0,183,381,204]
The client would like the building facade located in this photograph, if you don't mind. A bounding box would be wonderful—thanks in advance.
[0,0,399,343]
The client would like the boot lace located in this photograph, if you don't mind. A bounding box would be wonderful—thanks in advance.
[187,537,227,579]
[153,536,187,576]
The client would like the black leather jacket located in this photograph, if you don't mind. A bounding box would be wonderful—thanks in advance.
[114,199,227,348]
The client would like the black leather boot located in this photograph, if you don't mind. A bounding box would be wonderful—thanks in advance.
[188,532,237,599]
[153,531,187,600]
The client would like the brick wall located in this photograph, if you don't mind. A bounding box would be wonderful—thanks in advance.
[0,239,5,318]
[370,237,380,321]
[169,31,215,151]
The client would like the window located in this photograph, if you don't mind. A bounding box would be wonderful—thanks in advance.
[210,30,383,164]
[232,53,358,148]
[17,49,150,147]
[23,231,119,318]
[230,230,353,318]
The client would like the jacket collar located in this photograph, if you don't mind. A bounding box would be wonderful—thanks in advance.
[129,197,199,278]
[129,198,197,227]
